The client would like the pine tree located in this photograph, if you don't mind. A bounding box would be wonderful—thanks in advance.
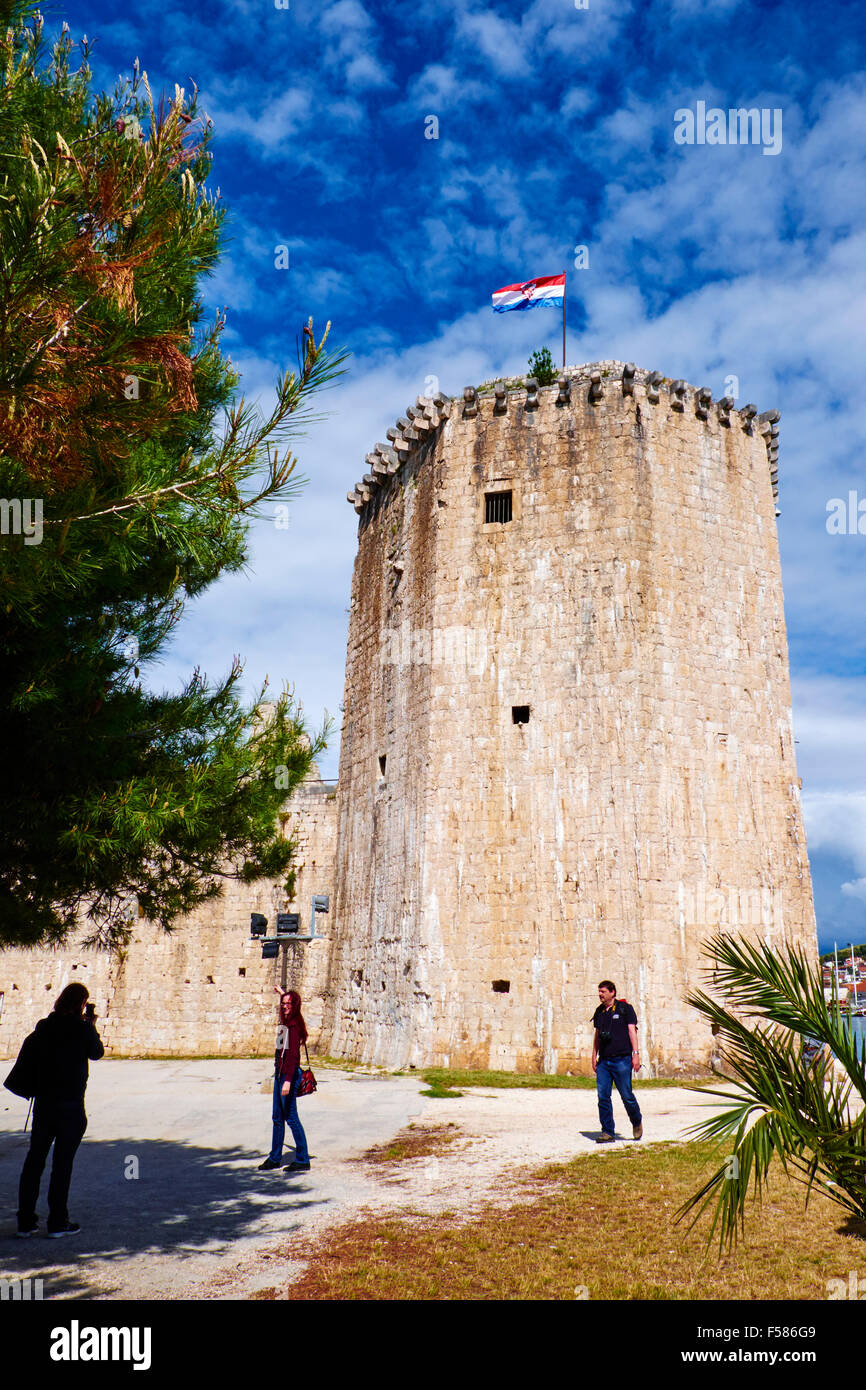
[0,2,346,946]
[527,346,556,386]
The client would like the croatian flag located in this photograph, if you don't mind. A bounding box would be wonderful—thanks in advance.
[492,272,565,313]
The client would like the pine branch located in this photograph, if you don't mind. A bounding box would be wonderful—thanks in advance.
[0,11,347,944]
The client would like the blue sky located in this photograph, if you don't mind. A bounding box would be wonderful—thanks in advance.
[59,0,866,953]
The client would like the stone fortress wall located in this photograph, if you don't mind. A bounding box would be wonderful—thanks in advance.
[321,362,813,1075]
[1,362,814,1076]
[0,777,338,1058]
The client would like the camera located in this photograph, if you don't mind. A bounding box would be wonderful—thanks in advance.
[598,1028,612,1046]
[85,1002,96,1020]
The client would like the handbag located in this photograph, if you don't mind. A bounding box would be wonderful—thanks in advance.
[297,1042,317,1098]
[3,1030,46,1100]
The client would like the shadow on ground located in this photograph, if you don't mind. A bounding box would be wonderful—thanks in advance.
[0,1133,324,1298]
[577,1129,635,1143]
[837,1215,866,1241]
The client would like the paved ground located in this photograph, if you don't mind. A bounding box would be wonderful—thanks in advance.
[0,1061,725,1300]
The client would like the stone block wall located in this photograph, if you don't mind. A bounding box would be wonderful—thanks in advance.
[2,365,811,1077]
[0,776,337,1058]
[321,364,815,1075]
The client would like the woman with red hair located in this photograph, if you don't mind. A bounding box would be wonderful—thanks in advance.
[258,989,310,1173]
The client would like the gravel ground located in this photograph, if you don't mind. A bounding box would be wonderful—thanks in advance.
[0,1060,726,1300]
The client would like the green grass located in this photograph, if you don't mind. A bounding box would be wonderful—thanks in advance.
[94,1056,712,1097]
[475,376,529,394]
[88,1052,338,1066]
[268,1140,866,1301]
[420,1081,464,1099]
[91,1053,265,1062]
[313,1054,399,1074]
[416,1067,704,1094]
[71,1055,713,1094]
[361,1123,460,1164]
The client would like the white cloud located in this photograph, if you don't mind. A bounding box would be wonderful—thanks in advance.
[528,0,635,62]
[595,97,661,152]
[320,0,373,34]
[670,0,745,12]
[560,87,595,120]
[152,35,866,811]
[202,84,312,150]
[802,793,866,876]
[791,677,866,795]
[153,302,562,777]
[455,11,531,78]
[400,63,491,111]
[318,0,393,91]
[343,52,391,90]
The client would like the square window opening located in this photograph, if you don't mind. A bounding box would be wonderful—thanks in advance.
[492,979,511,993]
[512,706,530,724]
[485,490,512,524]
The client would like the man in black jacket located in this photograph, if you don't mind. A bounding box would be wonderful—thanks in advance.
[16,982,104,1237]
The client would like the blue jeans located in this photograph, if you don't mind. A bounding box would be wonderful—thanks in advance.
[269,1069,309,1164]
[596,1056,642,1134]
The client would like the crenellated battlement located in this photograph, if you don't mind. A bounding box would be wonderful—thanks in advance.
[327,348,813,1074]
[347,361,780,515]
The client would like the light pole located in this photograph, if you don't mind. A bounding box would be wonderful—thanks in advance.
[249,896,330,989]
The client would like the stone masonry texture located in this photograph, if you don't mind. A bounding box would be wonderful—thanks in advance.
[320,364,816,1076]
[0,776,337,1058]
[1,365,815,1075]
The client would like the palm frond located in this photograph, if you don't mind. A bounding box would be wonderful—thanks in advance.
[676,935,866,1246]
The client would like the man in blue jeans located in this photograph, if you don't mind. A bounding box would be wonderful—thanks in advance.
[591,980,643,1142]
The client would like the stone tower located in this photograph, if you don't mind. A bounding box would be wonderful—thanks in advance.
[320,361,816,1077]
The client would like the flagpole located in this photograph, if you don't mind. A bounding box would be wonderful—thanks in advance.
[561,266,569,372]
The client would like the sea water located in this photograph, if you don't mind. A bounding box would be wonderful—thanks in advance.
[848,1015,866,1058]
